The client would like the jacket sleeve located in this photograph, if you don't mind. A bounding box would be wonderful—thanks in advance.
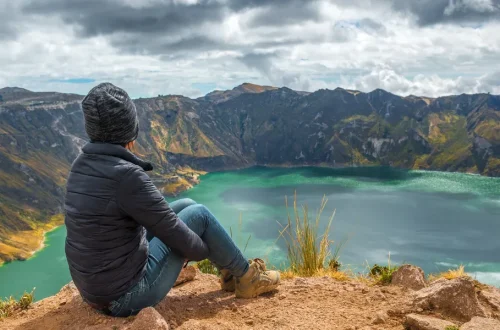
[117,167,209,261]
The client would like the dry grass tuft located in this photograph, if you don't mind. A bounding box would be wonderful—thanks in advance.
[429,265,470,281]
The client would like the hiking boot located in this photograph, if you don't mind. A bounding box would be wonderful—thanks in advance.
[235,258,280,299]
[219,269,235,292]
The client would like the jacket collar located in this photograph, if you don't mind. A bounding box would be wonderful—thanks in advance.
[82,143,153,172]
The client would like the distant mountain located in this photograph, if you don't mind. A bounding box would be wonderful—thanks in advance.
[198,82,279,104]
[0,83,498,263]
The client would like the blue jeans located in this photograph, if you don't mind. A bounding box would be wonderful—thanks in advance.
[107,198,249,317]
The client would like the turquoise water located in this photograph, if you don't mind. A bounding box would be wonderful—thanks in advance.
[1,166,499,301]
[0,226,68,301]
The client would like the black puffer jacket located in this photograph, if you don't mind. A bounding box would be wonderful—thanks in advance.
[64,143,209,304]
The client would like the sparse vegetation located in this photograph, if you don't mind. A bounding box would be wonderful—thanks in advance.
[0,289,35,319]
[195,259,219,275]
[429,265,469,282]
[445,326,459,330]
[278,193,347,278]
[369,254,399,284]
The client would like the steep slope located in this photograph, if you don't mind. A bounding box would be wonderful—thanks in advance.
[0,84,498,263]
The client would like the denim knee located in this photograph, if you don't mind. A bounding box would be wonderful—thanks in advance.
[177,198,197,207]
[184,204,211,224]
[184,198,197,204]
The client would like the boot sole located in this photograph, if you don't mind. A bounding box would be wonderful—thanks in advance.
[235,283,279,299]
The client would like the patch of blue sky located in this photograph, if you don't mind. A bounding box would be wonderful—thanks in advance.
[192,82,217,95]
[49,78,96,84]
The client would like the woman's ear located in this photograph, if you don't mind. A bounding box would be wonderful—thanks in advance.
[125,141,136,151]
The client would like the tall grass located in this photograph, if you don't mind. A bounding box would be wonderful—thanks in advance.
[278,193,346,277]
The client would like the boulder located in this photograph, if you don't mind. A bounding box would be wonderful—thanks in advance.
[479,287,500,312]
[391,265,427,290]
[128,307,169,330]
[412,277,486,322]
[174,265,197,287]
[404,314,457,330]
[461,317,500,330]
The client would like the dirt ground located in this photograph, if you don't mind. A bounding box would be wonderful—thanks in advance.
[1,271,420,330]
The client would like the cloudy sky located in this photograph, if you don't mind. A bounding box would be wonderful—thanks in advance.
[1,0,500,98]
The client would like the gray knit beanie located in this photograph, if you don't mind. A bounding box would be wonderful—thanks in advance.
[82,83,139,144]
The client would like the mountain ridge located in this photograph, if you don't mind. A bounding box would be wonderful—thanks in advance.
[0,83,499,263]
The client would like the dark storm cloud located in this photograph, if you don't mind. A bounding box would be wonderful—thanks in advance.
[23,0,227,37]
[246,0,322,28]
[0,3,22,40]
[391,0,500,26]
[239,53,275,76]
[22,0,322,37]
[20,0,324,55]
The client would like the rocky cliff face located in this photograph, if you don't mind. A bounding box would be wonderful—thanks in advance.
[0,83,498,263]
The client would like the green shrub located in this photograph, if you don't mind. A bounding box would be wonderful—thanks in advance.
[195,259,219,275]
[445,326,459,330]
[370,255,399,284]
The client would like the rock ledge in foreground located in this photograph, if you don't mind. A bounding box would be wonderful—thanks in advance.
[412,277,486,322]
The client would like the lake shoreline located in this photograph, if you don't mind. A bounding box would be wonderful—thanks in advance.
[0,215,64,267]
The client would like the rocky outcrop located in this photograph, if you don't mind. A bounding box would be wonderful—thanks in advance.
[479,286,500,317]
[391,265,427,290]
[404,314,457,330]
[461,316,500,330]
[412,277,486,322]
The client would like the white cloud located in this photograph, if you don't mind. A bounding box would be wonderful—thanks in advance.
[0,0,499,98]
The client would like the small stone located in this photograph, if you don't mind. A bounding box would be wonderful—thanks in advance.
[174,266,197,287]
[128,307,169,330]
[279,294,287,300]
[186,307,194,312]
[405,314,457,330]
[362,288,369,294]
[59,300,67,306]
[417,308,423,313]
[374,289,387,300]
[372,311,388,325]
